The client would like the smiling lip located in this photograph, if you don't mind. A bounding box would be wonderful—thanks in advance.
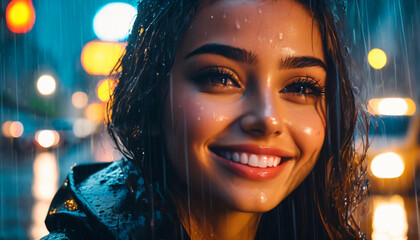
[209,144,293,180]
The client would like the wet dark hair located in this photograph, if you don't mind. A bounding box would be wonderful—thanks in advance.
[108,0,369,239]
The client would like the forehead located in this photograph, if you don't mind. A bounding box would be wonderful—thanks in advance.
[177,0,324,61]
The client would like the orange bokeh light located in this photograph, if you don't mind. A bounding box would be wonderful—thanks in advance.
[81,40,126,75]
[6,0,36,33]
[97,78,115,102]
[84,103,106,124]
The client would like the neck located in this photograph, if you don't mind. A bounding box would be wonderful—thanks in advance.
[171,188,261,240]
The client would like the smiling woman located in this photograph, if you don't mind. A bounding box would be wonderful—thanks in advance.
[43,0,369,239]
[166,0,327,224]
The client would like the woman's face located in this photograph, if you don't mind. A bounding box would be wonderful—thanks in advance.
[164,0,327,212]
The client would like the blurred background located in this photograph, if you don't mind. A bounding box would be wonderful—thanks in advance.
[0,0,419,239]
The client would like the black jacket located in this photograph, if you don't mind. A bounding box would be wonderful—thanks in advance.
[42,159,188,240]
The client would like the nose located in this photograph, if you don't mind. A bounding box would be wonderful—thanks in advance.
[239,92,283,137]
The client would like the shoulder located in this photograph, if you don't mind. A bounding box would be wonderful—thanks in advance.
[43,160,151,239]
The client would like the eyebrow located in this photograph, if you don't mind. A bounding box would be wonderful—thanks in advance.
[184,43,327,71]
[279,56,327,71]
[184,43,258,65]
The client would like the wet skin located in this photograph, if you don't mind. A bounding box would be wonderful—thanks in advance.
[163,0,327,238]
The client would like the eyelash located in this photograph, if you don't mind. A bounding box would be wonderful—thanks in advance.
[194,67,324,98]
[194,67,241,88]
[280,77,325,97]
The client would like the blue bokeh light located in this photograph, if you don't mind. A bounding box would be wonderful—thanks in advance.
[93,2,137,42]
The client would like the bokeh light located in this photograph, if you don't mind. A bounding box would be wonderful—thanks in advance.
[73,118,97,138]
[32,152,58,200]
[31,152,58,239]
[6,0,36,33]
[97,79,115,102]
[9,121,24,138]
[81,40,126,75]
[93,2,137,42]
[368,48,387,69]
[84,103,106,124]
[372,195,408,240]
[71,91,89,109]
[368,98,416,116]
[35,130,60,148]
[371,152,404,179]
[2,121,13,137]
[37,75,56,95]
[2,121,24,138]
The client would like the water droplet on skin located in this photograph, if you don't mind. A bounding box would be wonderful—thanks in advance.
[210,15,214,19]
[216,116,226,122]
[197,117,201,121]
[257,8,262,14]
[222,12,227,19]
[269,39,273,43]
[260,192,267,203]
[278,32,283,40]
[235,19,241,29]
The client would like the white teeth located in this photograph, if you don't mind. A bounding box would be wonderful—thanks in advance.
[232,152,240,162]
[248,154,259,167]
[273,157,281,166]
[240,153,248,164]
[259,156,267,168]
[219,150,283,168]
[267,157,274,167]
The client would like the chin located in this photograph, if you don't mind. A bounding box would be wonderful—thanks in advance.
[214,187,285,213]
[230,199,280,213]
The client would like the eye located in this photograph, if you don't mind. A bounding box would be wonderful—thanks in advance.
[193,67,242,93]
[280,77,325,103]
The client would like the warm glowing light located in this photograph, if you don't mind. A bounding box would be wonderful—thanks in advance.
[71,91,88,109]
[81,40,126,75]
[93,2,137,42]
[32,152,58,200]
[9,121,24,138]
[371,152,404,179]
[368,48,387,69]
[84,103,106,124]
[6,0,35,33]
[2,121,24,138]
[30,201,50,239]
[2,121,12,137]
[368,98,416,116]
[73,118,97,138]
[31,152,58,239]
[372,195,408,240]
[97,79,115,102]
[35,130,60,148]
[37,75,56,95]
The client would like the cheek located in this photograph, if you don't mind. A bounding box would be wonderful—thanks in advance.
[180,95,237,145]
[164,80,239,156]
[286,104,325,159]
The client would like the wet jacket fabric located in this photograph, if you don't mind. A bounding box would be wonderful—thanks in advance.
[41,159,188,240]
